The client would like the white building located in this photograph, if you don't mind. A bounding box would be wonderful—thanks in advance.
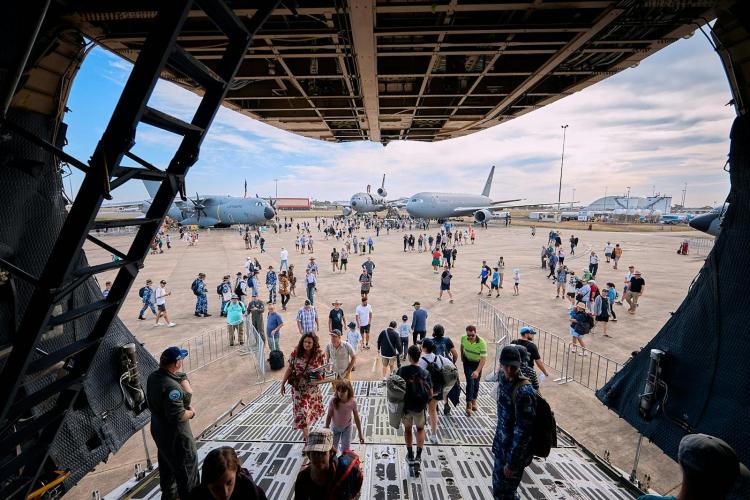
[584,195,672,215]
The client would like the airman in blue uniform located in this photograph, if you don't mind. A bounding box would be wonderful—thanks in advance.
[193,273,209,317]
[146,347,198,499]
[492,346,537,499]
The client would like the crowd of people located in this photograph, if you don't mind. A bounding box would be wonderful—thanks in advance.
[130,215,747,500]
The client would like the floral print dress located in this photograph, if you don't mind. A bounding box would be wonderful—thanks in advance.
[289,348,325,430]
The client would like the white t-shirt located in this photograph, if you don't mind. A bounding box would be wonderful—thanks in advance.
[156,287,167,306]
[590,254,599,265]
[355,304,372,326]
[604,244,614,254]
[280,249,289,260]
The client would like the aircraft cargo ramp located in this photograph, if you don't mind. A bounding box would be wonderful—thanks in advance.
[105,381,643,499]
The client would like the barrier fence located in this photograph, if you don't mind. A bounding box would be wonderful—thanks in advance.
[476,299,622,392]
[178,320,266,384]
[688,237,715,256]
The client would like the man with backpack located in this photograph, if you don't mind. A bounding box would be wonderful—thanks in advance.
[192,273,209,317]
[418,338,456,444]
[397,345,433,467]
[218,275,232,317]
[431,325,459,416]
[377,321,402,380]
[138,279,156,321]
[493,346,537,499]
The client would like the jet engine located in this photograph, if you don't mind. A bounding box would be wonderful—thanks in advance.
[474,209,492,223]
[342,207,352,216]
[377,187,387,197]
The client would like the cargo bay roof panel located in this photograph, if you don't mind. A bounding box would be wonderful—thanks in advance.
[67,1,716,143]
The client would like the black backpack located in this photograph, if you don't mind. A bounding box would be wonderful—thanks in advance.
[422,356,445,389]
[404,370,431,411]
[330,450,363,499]
[216,283,224,295]
[138,287,146,298]
[234,283,245,297]
[512,379,557,457]
[191,279,200,296]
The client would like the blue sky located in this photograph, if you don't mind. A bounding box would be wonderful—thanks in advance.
[64,31,735,207]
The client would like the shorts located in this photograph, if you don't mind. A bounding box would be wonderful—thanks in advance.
[381,356,398,368]
[566,292,575,298]
[402,410,426,428]
[157,304,166,312]
[570,327,583,339]
[491,284,499,290]
[605,253,612,257]
[361,287,370,294]
[441,283,451,291]
[360,324,370,334]
[481,278,487,284]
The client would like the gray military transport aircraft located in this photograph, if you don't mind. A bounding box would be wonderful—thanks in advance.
[405,165,527,223]
[689,205,726,237]
[342,174,402,216]
[105,180,276,228]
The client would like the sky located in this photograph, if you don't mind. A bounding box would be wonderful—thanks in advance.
[63,30,735,208]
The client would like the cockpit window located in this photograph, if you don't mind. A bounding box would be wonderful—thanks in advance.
[410,198,421,203]
[256,202,262,206]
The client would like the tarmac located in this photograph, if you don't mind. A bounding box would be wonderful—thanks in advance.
[69,220,707,498]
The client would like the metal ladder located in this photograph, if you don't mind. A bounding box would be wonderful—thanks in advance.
[0,1,279,496]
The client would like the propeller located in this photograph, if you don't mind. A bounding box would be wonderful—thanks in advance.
[190,192,208,222]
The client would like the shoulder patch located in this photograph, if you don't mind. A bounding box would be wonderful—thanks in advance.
[168,389,182,401]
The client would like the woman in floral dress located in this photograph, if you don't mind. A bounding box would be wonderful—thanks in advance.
[281,332,325,442]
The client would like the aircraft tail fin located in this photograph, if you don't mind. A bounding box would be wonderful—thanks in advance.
[142,180,160,199]
[481,165,495,197]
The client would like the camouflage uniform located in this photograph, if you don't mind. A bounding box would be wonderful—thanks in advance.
[492,375,537,499]
[194,279,208,315]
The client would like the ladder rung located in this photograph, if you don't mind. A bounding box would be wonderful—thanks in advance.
[112,166,170,182]
[141,106,203,136]
[72,259,129,278]
[48,300,114,327]
[168,45,225,89]
[195,0,249,40]
[86,234,128,261]
[93,217,160,230]
[27,338,101,375]
[124,150,161,171]
[8,373,85,423]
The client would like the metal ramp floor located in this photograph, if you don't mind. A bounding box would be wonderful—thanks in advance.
[105,382,641,499]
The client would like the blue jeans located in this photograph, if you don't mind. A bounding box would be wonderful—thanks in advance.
[331,422,352,453]
[139,302,156,318]
[280,260,288,272]
[306,283,315,304]
[267,332,280,351]
[464,360,481,402]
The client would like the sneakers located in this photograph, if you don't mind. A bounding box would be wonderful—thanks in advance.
[443,404,451,416]
[429,434,439,445]
[168,322,176,327]
[138,316,145,321]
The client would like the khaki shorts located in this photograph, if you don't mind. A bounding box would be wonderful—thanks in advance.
[402,410,426,428]
[381,356,398,368]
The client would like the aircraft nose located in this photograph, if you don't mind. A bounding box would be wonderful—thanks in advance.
[264,206,275,220]
[689,212,715,233]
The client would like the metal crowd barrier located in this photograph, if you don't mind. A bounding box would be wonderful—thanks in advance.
[688,237,715,256]
[178,321,266,384]
[476,299,622,392]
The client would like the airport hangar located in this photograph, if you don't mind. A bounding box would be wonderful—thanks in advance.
[0,1,748,498]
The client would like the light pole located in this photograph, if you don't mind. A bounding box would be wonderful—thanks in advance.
[681,182,687,209]
[626,186,631,223]
[603,186,608,220]
[274,178,279,199]
[557,124,569,212]
[571,188,576,210]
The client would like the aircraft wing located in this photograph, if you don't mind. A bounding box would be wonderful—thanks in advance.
[490,198,523,205]
[454,201,571,212]
[386,197,409,208]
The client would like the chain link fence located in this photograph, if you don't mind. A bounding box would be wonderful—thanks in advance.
[476,299,622,392]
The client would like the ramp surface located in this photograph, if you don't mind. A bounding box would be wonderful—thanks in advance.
[106,381,640,499]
